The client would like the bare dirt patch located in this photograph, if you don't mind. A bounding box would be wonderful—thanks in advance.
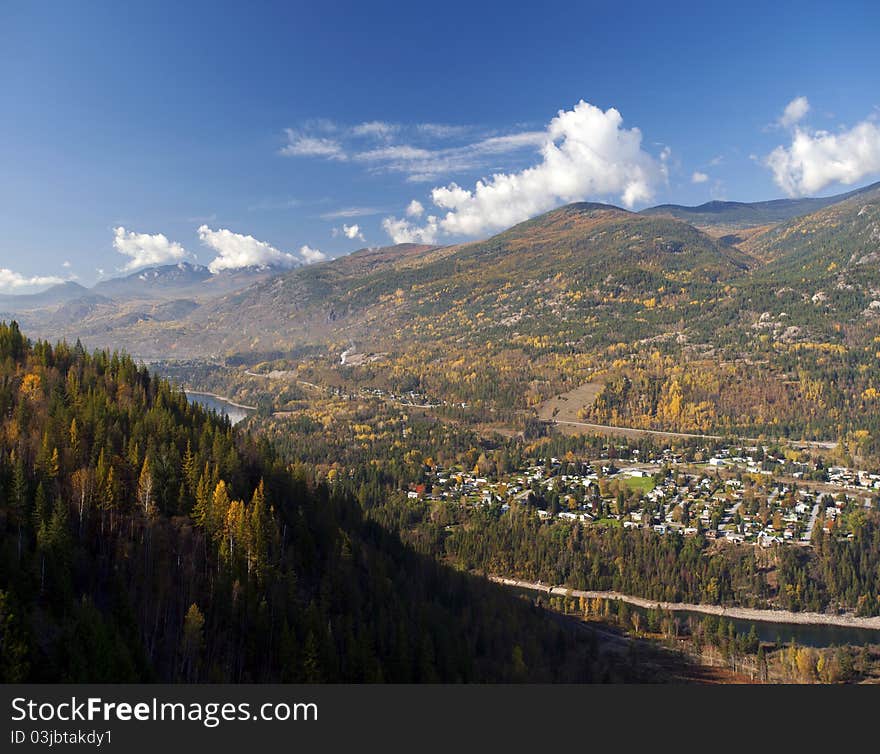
[537,381,603,423]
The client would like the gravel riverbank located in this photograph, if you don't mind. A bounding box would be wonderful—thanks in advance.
[491,576,880,630]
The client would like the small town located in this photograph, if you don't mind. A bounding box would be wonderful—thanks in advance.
[409,445,879,547]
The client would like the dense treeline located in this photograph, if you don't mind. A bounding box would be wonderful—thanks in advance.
[776,521,880,615]
[0,321,615,683]
[252,392,880,618]
[407,500,880,616]
[442,505,767,605]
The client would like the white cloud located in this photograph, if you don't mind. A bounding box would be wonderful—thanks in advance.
[352,121,399,140]
[341,224,365,242]
[280,130,347,160]
[356,144,433,162]
[353,131,546,182]
[406,199,424,218]
[283,119,544,181]
[62,260,71,268]
[766,118,880,196]
[0,268,65,292]
[691,171,709,184]
[383,100,665,240]
[382,215,439,245]
[198,225,300,272]
[779,96,810,128]
[299,245,327,264]
[416,123,471,139]
[112,226,189,271]
[320,206,385,220]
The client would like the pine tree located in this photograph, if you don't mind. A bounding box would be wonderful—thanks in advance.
[248,480,275,581]
[69,418,80,466]
[11,452,28,563]
[198,479,230,544]
[182,440,198,500]
[180,604,205,683]
[222,498,246,569]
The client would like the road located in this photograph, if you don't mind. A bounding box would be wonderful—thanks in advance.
[551,419,838,451]
[801,503,820,543]
[244,371,839,452]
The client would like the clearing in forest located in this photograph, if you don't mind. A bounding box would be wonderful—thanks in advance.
[537,381,604,423]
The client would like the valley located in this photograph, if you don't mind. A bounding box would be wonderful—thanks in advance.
[4,181,880,684]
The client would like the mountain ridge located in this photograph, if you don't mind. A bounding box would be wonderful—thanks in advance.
[641,180,880,228]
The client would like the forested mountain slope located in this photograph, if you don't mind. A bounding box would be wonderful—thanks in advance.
[0,321,612,683]
[173,202,749,359]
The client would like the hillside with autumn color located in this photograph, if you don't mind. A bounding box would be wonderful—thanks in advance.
[0,321,640,682]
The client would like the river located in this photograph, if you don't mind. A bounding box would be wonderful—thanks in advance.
[659,607,880,648]
[504,583,880,649]
[185,392,255,425]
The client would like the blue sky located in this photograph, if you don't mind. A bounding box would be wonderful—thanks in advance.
[1,0,879,290]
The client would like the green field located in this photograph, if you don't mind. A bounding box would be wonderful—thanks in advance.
[622,475,656,493]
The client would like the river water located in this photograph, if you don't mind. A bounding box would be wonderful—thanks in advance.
[510,586,880,648]
[185,392,254,425]
[667,608,880,648]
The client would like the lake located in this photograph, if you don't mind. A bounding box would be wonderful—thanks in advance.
[185,392,255,425]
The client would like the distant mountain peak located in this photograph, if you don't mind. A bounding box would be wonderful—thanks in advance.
[641,179,880,228]
[559,201,629,214]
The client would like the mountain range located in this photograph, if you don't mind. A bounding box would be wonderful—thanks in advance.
[3,180,880,373]
[640,180,880,228]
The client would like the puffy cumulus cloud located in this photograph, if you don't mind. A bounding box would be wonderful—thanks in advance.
[383,100,666,241]
[331,224,366,242]
[766,119,880,196]
[779,96,810,128]
[342,224,365,242]
[406,199,424,218]
[691,171,709,184]
[198,225,300,272]
[112,226,189,271]
[280,129,347,160]
[0,268,65,292]
[382,215,439,245]
[299,245,327,264]
[333,224,366,242]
